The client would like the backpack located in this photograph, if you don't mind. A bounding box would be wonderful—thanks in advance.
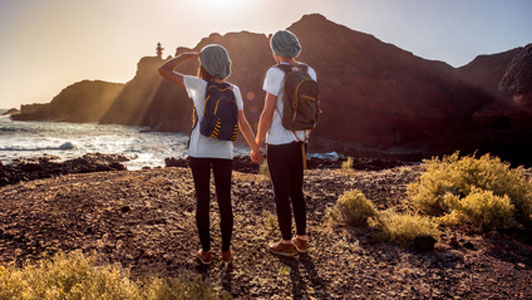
[192,81,239,142]
[276,64,320,131]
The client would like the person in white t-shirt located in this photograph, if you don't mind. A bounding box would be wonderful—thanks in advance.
[159,44,263,265]
[255,30,316,256]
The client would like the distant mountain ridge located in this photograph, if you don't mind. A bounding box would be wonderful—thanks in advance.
[12,13,532,164]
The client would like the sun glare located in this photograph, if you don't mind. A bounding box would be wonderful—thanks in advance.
[187,0,257,14]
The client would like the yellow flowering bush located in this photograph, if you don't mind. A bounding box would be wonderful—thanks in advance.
[408,152,532,228]
[0,251,231,300]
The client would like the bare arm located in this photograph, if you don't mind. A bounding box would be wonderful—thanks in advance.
[255,92,277,147]
[158,52,199,87]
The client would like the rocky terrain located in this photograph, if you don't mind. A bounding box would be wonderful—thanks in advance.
[11,14,532,166]
[0,153,129,187]
[1,160,531,299]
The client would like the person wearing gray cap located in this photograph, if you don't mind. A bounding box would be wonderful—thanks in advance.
[255,30,318,257]
[159,44,263,265]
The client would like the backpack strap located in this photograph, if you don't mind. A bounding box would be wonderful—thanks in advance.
[275,63,311,170]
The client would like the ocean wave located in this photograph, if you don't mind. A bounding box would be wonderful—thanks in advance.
[0,142,76,151]
[0,127,31,133]
[309,151,343,160]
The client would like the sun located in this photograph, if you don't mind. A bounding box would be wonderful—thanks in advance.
[187,0,256,15]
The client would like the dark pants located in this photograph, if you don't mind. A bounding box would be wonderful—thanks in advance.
[267,141,307,240]
[189,157,233,252]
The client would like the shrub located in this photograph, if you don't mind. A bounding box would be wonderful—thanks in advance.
[371,210,440,247]
[0,251,231,300]
[408,152,532,226]
[440,189,518,231]
[327,189,378,226]
[342,157,354,170]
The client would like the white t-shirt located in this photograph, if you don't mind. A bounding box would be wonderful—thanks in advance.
[184,75,244,159]
[262,63,317,145]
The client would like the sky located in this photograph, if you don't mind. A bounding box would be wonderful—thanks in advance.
[0,0,531,109]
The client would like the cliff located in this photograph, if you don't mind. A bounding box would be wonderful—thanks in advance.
[500,43,532,105]
[99,57,164,125]
[12,80,124,122]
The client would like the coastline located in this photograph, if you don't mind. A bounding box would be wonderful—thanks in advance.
[0,152,413,187]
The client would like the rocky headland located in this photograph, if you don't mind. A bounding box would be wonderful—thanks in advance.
[1,108,20,116]
[12,80,124,123]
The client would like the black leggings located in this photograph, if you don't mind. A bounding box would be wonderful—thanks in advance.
[189,157,233,252]
[267,141,307,240]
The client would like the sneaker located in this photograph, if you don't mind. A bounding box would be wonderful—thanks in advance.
[221,250,232,264]
[197,249,212,265]
[267,240,296,257]
[292,237,308,253]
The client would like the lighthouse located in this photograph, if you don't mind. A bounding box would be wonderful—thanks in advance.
[156,42,164,59]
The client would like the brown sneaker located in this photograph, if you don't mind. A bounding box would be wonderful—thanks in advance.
[221,250,232,264]
[267,240,296,257]
[197,249,212,265]
[292,237,308,253]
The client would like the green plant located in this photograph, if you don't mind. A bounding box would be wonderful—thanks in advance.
[408,152,532,226]
[371,210,440,247]
[0,251,231,300]
[439,188,518,231]
[342,157,354,170]
[327,189,378,226]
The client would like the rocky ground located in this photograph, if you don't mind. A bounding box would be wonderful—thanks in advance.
[0,161,531,299]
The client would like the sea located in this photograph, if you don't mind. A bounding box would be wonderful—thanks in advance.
[0,115,197,170]
[0,115,341,170]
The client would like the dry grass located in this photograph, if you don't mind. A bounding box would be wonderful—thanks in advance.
[439,188,518,231]
[408,152,532,229]
[370,210,440,247]
[258,160,271,181]
[341,157,354,170]
[326,189,378,226]
[0,251,231,300]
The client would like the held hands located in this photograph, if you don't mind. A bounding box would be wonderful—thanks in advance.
[251,147,264,164]
[251,137,264,164]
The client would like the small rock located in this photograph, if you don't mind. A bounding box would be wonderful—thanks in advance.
[463,241,475,250]
[449,236,460,248]
[413,235,437,251]
[515,262,526,270]
[120,206,131,213]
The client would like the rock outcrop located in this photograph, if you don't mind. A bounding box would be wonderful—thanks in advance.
[0,153,128,186]
[12,81,124,122]
[457,47,523,100]
[99,57,165,126]
[499,43,532,105]
[1,108,20,116]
